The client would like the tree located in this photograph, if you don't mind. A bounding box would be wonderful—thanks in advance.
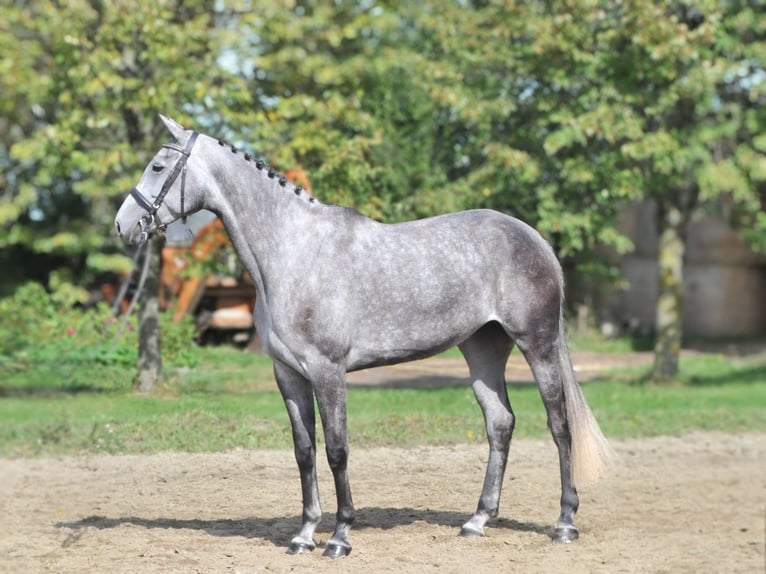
[187,2,766,383]
[225,0,638,260]
[222,1,459,221]
[134,236,163,392]
[425,0,763,379]
[0,0,250,291]
[399,1,764,378]
[405,1,641,256]
[596,1,764,379]
[1,0,251,389]
[2,0,763,385]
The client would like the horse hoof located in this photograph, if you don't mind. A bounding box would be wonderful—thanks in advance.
[459,526,484,538]
[286,542,314,555]
[322,543,351,559]
[552,526,579,544]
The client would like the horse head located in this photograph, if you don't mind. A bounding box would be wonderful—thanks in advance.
[115,114,207,245]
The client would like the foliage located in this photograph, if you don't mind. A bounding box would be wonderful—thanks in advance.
[2,1,763,271]
[221,1,764,285]
[223,2,455,220]
[0,282,199,394]
[1,1,764,380]
[0,0,250,292]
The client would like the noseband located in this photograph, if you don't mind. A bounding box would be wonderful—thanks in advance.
[130,130,199,243]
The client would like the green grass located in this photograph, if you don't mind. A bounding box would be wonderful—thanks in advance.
[1,344,764,458]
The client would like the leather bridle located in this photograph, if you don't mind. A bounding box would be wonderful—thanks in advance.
[130,130,199,243]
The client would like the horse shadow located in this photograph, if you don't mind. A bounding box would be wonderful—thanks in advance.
[56,507,551,547]
[346,375,538,390]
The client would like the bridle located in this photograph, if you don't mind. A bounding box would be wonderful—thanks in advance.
[130,130,199,243]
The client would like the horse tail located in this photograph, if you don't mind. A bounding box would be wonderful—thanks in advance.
[558,309,614,488]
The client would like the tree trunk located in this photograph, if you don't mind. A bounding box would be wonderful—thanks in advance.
[134,235,163,392]
[652,204,685,381]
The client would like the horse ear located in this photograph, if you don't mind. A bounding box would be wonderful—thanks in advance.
[159,114,186,140]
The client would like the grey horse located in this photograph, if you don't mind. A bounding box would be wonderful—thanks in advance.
[115,115,613,559]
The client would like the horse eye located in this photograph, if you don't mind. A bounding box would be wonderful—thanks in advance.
[151,163,165,173]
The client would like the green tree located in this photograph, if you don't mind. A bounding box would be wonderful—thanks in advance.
[2,0,763,385]
[227,0,637,259]
[595,1,764,379]
[0,0,249,293]
[0,0,251,389]
[224,1,459,221]
[227,2,763,383]
[405,1,641,256]
[399,1,764,379]
[427,1,762,379]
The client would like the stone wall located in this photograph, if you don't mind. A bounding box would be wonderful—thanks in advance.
[613,201,766,337]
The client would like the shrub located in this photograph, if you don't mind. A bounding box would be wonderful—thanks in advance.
[0,282,199,388]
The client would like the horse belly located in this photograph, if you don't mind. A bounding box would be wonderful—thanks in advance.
[346,272,487,370]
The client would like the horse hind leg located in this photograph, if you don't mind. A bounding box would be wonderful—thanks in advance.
[517,312,612,544]
[520,338,581,543]
[458,322,515,537]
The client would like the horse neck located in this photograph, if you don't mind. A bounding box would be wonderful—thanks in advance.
[202,142,314,302]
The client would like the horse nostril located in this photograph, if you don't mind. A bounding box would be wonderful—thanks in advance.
[115,220,121,235]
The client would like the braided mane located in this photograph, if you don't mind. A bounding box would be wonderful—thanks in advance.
[216,138,316,203]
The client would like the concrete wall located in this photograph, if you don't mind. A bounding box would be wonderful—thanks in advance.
[613,200,766,337]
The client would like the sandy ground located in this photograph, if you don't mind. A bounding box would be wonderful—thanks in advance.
[1,432,764,574]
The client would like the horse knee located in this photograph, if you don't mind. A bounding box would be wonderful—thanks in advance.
[293,440,316,469]
[325,443,349,472]
[487,411,515,449]
[501,411,515,438]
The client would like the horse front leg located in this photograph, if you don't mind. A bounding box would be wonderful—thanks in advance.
[312,368,354,559]
[273,361,322,554]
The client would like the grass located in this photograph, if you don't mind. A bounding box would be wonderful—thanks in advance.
[0,342,764,458]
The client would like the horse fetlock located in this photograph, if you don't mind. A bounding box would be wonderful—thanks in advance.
[335,508,355,528]
[561,490,580,514]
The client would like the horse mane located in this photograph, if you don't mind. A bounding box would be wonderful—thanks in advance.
[215,138,317,204]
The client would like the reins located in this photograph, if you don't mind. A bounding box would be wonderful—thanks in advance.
[109,240,145,320]
[108,239,152,350]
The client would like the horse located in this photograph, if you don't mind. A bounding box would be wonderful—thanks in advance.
[115,115,613,559]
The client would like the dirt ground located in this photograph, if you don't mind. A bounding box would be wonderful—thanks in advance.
[1,431,764,574]
[3,348,765,573]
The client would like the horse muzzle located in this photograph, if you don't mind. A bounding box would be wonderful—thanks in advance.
[115,213,155,245]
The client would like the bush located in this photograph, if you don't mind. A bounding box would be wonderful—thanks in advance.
[0,282,199,392]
